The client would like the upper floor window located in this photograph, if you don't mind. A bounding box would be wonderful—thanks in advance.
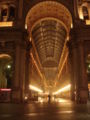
[2,8,7,17]
[9,6,15,21]
[82,6,89,20]
[0,4,16,22]
[1,7,8,22]
[78,0,90,22]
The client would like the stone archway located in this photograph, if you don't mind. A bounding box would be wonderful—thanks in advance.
[25,1,73,100]
[0,53,13,102]
[0,54,13,88]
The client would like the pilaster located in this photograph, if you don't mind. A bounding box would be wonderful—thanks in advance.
[25,42,32,96]
[12,40,27,103]
[78,41,88,103]
[69,27,88,104]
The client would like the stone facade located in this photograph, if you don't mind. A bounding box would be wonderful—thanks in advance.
[0,0,90,103]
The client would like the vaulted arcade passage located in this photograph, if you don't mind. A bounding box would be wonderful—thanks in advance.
[26,1,72,95]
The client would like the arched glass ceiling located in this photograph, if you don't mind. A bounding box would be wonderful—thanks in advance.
[32,19,67,67]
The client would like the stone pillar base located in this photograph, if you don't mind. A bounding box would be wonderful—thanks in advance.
[11,89,22,103]
[76,89,88,104]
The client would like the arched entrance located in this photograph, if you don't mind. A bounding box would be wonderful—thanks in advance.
[25,1,73,102]
[86,54,90,99]
[0,54,13,102]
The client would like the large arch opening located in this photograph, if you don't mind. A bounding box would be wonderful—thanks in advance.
[25,1,72,102]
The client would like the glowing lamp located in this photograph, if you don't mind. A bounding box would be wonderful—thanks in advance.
[29,85,43,93]
[53,84,71,95]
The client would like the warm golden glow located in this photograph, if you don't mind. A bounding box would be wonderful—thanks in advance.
[25,24,27,29]
[58,52,68,78]
[86,20,90,25]
[53,84,71,95]
[56,98,69,103]
[24,96,28,100]
[88,84,90,91]
[79,13,84,20]
[0,22,13,27]
[78,7,84,20]
[31,36,43,69]
[0,54,11,58]
[29,85,43,93]
[38,97,43,103]
[71,23,73,28]
[30,52,43,79]
[30,37,32,42]
[26,1,72,33]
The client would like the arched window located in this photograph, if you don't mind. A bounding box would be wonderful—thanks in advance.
[9,6,15,21]
[82,6,89,20]
[0,4,16,22]
[1,8,8,21]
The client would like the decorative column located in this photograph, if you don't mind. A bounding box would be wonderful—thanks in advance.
[78,41,88,103]
[72,43,80,103]
[12,41,27,103]
[25,50,30,94]
[69,29,80,102]
[25,42,32,97]
[74,0,79,18]
[17,0,24,28]
[70,28,88,104]
[19,43,26,102]
[12,42,21,102]
[68,42,75,101]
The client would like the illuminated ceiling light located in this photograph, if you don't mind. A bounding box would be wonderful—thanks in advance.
[88,64,90,68]
[7,65,11,69]
[0,22,13,27]
[29,85,43,93]
[53,84,71,95]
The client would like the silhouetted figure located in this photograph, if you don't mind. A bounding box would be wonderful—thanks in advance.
[48,94,51,103]
[6,74,11,88]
